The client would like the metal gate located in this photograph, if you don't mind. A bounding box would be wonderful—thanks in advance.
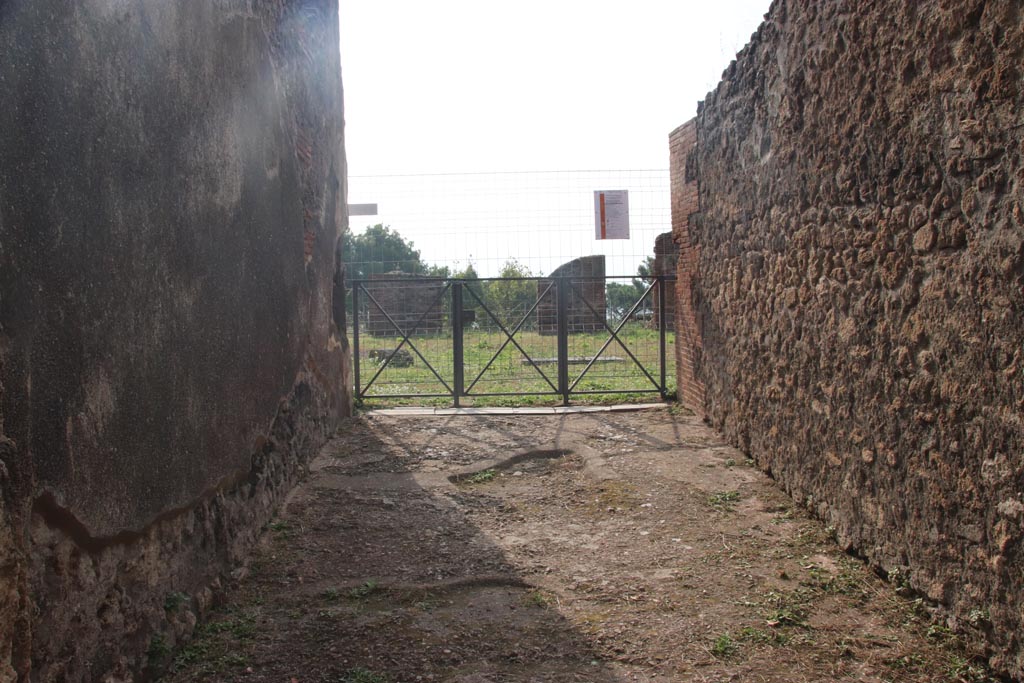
[350,275,675,406]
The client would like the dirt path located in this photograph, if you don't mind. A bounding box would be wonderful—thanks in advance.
[162,409,991,683]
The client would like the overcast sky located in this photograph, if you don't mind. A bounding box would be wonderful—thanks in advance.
[337,1,772,277]
[339,0,772,174]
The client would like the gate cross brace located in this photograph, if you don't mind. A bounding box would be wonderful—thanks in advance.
[359,282,454,395]
[567,279,661,393]
[463,282,558,394]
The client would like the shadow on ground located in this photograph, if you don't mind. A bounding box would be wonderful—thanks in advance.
[161,410,993,683]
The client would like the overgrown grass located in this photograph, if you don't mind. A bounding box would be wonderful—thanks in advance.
[352,324,675,407]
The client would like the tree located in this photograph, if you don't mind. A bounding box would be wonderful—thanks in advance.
[483,260,536,328]
[343,224,426,280]
[605,281,639,320]
[452,262,484,313]
[632,255,656,292]
[605,257,665,321]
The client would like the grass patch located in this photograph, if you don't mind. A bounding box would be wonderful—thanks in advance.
[760,589,810,628]
[348,580,381,600]
[710,633,738,659]
[708,490,741,511]
[736,625,790,646]
[342,668,390,683]
[523,589,552,608]
[946,653,996,682]
[169,611,259,675]
[352,324,676,407]
[800,561,866,598]
[463,469,497,485]
[202,614,258,640]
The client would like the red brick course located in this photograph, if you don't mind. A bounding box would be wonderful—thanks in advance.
[668,119,704,415]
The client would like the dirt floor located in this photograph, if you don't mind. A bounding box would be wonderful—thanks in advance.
[161,408,996,683]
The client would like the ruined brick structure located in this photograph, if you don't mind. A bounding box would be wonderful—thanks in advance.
[537,255,607,334]
[0,2,349,680]
[670,120,706,413]
[672,0,1023,676]
[651,232,677,329]
[364,274,446,337]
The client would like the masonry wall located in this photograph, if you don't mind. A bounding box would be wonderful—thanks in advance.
[537,255,606,334]
[365,274,446,337]
[0,1,350,680]
[669,120,705,414]
[673,0,1023,676]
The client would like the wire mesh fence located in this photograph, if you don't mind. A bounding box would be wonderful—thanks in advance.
[351,275,675,407]
[346,169,671,279]
[345,169,675,406]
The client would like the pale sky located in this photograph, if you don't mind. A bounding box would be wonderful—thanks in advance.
[337,0,772,276]
[339,0,771,173]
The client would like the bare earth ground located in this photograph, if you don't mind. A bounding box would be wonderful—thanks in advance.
[161,409,995,683]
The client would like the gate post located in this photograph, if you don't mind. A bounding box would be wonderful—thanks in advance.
[658,276,667,398]
[556,277,570,406]
[452,281,464,407]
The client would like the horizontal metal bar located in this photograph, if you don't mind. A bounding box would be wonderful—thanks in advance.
[361,389,659,399]
[360,393,454,399]
[349,168,669,178]
[347,276,677,284]
[567,389,663,395]
[462,391,561,398]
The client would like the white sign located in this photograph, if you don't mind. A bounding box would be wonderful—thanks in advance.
[347,203,379,216]
[594,190,629,240]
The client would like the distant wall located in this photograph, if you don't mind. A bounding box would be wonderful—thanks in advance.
[364,274,446,337]
[673,0,1023,676]
[537,255,606,334]
[0,1,349,679]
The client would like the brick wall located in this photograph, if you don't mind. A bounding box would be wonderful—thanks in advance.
[669,120,704,414]
[671,1,1024,677]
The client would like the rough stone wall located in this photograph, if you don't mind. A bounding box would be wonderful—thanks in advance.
[537,255,607,334]
[0,1,349,680]
[675,0,1024,676]
[364,274,446,337]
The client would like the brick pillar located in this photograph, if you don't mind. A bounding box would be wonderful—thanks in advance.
[669,119,705,415]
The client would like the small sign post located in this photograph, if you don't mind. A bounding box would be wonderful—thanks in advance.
[594,190,629,240]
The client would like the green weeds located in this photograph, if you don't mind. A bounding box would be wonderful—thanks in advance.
[708,491,741,511]
[464,469,497,485]
[348,580,381,600]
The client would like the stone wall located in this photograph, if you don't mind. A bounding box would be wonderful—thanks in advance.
[673,0,1023,676]
[537,255,607,334]
[0,1,349,680]
[364,274,446,337]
